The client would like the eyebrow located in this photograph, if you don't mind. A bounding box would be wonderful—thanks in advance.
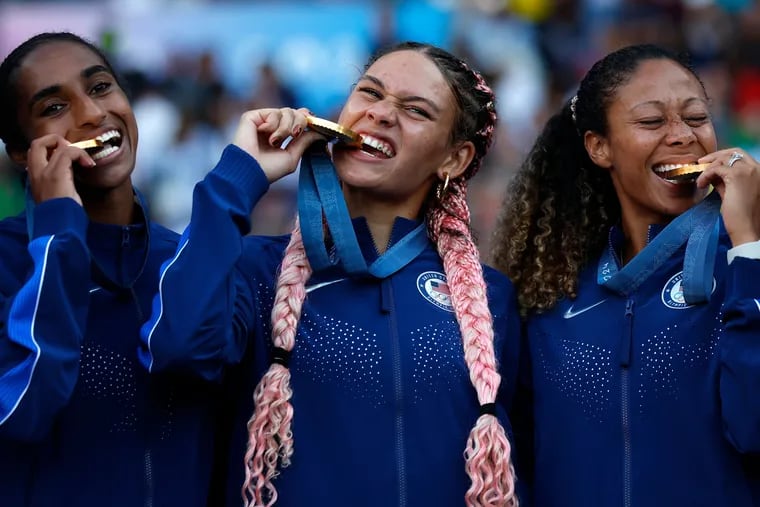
[28,64,112,110]
[360,74,442,114]
[631,96,707,110]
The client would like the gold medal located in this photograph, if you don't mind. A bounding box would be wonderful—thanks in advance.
[660,163,708,181]
[70,139,103,150]
[306,116,362,146]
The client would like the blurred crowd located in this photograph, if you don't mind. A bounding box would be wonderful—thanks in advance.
[2,0,760,256]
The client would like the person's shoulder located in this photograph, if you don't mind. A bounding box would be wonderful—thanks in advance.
[482,263,513,287]
[145,221,182,265]
[232,233,295,288]
[482,263,518,300]
[243,232,291,249]
[241,233,292,262]
[148,221,181,245]
[0,215,31,278]
[0,213,28,243]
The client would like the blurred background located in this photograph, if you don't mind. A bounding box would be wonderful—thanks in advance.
[1,0,759,255]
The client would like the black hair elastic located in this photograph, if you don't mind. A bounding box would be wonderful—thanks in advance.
[271,347,292,368]
[479,403,497,416]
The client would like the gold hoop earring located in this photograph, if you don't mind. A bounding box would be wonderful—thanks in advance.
[436,173,450,201]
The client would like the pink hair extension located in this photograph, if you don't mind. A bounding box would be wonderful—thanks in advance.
[242,219,312,507]
[427,179,518,507]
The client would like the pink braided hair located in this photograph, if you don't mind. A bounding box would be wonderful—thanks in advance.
[242,219,312,507]
[427,179,517,507]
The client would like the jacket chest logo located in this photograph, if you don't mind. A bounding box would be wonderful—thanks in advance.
[661,271,715,309]
[417,271,454,312]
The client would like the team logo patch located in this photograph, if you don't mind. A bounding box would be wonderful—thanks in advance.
[661,271,715,309]
[417,271,454,312]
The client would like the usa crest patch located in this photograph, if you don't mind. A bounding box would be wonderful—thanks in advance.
[417,271,454,312]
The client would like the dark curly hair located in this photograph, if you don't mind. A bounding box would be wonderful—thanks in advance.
[489,44,707,315]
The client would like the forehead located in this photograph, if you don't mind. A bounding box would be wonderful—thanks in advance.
[365,50,454,105]
[14,41,106,98]
[612,58,705,109]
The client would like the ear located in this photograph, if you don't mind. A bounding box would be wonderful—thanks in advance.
[437,141,475,181]
[584,131,612,170]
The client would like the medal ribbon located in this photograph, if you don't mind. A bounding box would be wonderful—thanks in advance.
[597,191,721,304]
[297,143,428,278]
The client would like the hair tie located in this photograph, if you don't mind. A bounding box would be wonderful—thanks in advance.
[479,402,496,416]
[271,346,292,367]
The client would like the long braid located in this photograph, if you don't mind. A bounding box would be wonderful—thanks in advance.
[243,218,312,507]
[428,178,517,506]
[425,55,517,505]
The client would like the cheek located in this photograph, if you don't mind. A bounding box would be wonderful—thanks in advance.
[615,133,656,162]
[697,127,718,152]
[125,112,138,145]
[24,117,66,141]
[336,99,362,125]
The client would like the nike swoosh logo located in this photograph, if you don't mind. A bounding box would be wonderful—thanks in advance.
[305,278,347,293]
[563,299,608,319]
[89,287,102,294]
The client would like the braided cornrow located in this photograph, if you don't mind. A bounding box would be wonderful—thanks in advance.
[459,61,497,179]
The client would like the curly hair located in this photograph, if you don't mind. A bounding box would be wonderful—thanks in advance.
[489,44,706,316]
[242,42,518,507]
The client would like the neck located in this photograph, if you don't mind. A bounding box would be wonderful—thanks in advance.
[344,189,426,255]
[80,184,137,225]
[619,213,655,265]
[365,218,394,254]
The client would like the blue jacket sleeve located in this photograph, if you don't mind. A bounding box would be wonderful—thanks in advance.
[720,256,760,452]
[0,198,90,441]
[139,145,270,381]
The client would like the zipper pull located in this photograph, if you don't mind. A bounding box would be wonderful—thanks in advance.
[619,299,635,367]
[121,227,130,248]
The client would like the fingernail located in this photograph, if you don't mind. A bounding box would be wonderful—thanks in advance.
[271,136,281,147]
[293,126,302,137]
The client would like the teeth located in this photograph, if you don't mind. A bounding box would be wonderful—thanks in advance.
[89,130,121,162]
[360,135,395,158]
[95,130,120,143]
[92,145,118,160]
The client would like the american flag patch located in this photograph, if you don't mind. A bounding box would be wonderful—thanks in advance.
[429,279,450,296]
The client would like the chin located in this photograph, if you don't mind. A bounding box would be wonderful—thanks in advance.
[662,199,700,218]
[76,169,133,192]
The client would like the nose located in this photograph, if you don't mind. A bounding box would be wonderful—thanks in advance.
[366,99,396,127]
[73,94,106,127]
[665,118,696,145]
